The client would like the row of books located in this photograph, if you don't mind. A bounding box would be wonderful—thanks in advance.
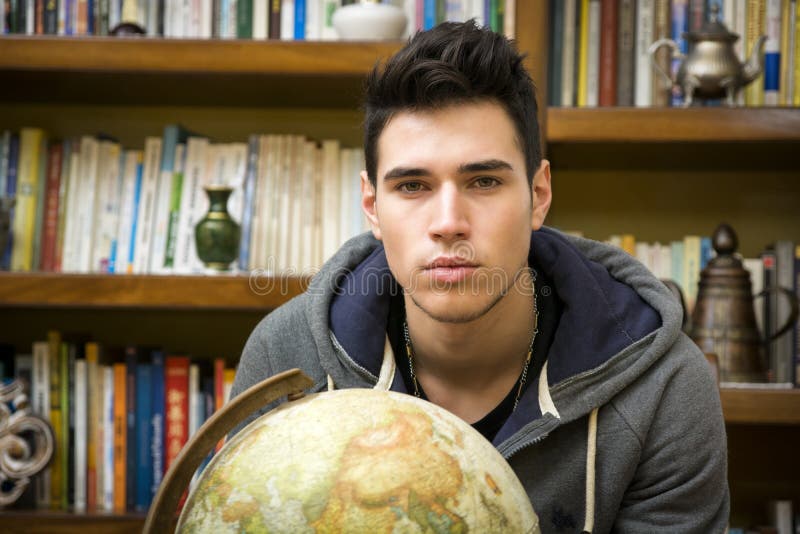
[601,232,800,386]
[1,333,236,513]
[548,0,800,108]
[0,0,516,40]
[0,126,368,275]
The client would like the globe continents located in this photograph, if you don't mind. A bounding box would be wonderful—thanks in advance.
[179,388,539,533]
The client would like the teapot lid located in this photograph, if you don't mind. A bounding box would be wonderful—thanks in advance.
[686,5,739,43]
[703,223,747,278]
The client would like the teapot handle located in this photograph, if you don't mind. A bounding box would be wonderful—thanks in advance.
[143,368,314,534]
[753,287,800,344]
[648,38,682,88]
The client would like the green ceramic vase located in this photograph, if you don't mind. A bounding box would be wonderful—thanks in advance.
[194,186,241,271]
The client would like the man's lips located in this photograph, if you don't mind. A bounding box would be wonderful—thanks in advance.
[424,256,479,269]
[423,257,479,283]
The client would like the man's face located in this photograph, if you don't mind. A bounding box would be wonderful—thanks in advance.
[361,100,551,323]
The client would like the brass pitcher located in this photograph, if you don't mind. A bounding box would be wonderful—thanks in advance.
[690,224,799,382]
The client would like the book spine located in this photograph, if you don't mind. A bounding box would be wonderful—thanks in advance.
[124,347,137,512]
[794,0,800,105]
[763,0,782,105]
[150,351,165,500]
[73,358,87,512]
[11,128,45,271]
[30,133,48,272]
[598,0,618,106]
[238,135,259,271]
[236,0,251,37]
[773,241,795,383]
[653,0,672,107]
[746,0,766,106]
[617,0,636,106]
[54,140,71,272]
[1,134,19,270]
[126,154,144,274]
[135,363,153,511]
[85,342,99,511]
[102,365,114,512]
[279,0,292,39]
[779,0,793,104]
[112,362,126,513]
[163,143,185,269]
[43,0,57,32]
[32,340,51,507]
[293,0,304,38]
[164,356,189,471]
[132,137,162,274]
[64,343,75,509]
[48,330,62,508]
[671,0,690,106]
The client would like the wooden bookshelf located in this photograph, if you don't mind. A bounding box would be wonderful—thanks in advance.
[720,388,800,425]
[0,37,404,107]
[0,273,307,310]
[546,107,800,143]
[0,510,154,533]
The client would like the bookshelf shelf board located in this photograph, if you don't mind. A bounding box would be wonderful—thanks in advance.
[0,510,146,533]
[0,36,403,107]
[0,36,403,75]
[720,387,800,425]
[0,272,307,310]
[546,107,800,143]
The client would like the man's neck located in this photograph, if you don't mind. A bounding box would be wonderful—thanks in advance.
[403,272,536,422]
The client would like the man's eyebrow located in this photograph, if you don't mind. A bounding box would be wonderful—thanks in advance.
[457,159,513,173]
[383,167,431,182]
[382,159,513,182]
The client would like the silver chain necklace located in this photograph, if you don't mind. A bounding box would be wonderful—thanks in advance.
[402,280,539,413]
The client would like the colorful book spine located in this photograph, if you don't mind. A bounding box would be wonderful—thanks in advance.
[165,356,189,470]
[135,362,153,511]
[599,0,618,106]
[85,342,100,511]
[293,0,304,38]
[113,362,126,513]
[763,0,782,105]
[101,364,114,511]
[32,340,51,507]
[10,127,45,271]
[125,346,137,511]
[238,135,259,271]
[48,331,62,508]
[746,0,766,106]
[150,350,165,500]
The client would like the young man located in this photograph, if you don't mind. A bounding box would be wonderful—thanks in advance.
[231,21,729,532]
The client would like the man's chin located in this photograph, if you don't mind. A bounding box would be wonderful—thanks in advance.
[407,291,506,324]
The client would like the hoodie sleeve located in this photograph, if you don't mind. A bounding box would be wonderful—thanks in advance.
[612,338,730,533]
[227,315,276,438]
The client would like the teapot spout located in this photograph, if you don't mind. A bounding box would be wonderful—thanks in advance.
[742,35,767,85]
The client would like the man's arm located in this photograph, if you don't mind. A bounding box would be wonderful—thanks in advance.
[613,340,730,533]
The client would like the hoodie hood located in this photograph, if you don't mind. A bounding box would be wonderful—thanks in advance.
[314,226,680,447]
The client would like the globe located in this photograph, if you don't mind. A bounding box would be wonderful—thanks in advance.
[179,388,540,533]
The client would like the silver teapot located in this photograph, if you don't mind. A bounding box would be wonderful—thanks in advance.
[648,5,766,106]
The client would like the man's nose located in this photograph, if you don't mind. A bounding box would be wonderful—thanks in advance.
[428,183,470,241]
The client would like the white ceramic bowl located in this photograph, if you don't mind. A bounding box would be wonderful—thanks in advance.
[332,2,408,40]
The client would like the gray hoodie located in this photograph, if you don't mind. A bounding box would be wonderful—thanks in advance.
[231,227,730,533]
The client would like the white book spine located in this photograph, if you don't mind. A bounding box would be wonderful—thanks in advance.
[95,366,104,511]
[277,136,293,273]
[114,151,141,275]
[92,142,122,273]
[281,0,295,40]
[320,139,341,264]
[74,359,87,512]
[320,0,340,40]
[226,143,248,226]
[189,364,199,437]
[174,137,209,274]
[102,365,114,512]
[150,162,177,274]
[301,141,316,273]
[503,0,515,39]
[253,0,268,38]
[305,0,320,39]
[352,149,367,234]
[32,341,51,507]
[290,136,306,273]
[312,143,324,269]
[201,0,213,37]
[76,137,99,273]
[61,150,82,272]
[133,137,163,274]
[337,148,352,247]
[404,0,418,36]
[266,136,283,273]
[635,0,655,107]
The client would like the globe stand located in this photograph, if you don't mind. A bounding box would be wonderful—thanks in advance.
[143,369,314,534]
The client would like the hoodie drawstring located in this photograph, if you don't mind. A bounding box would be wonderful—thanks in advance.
[582,407,599,533]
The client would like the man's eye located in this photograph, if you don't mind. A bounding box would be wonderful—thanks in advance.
[398,182,423,193]
[474,177,499,189]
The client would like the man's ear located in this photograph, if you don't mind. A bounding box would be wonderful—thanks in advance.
[531,159,552,230]
[361,170,382,240]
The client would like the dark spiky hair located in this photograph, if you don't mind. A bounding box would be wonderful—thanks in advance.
[362,20,542,188]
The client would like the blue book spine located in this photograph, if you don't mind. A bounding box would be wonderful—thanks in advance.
[127,160,144,269]
[294,0,305,39]
[238,135,259,271]
[2,134,19,270]
[135,363,153,511]
[64,0,73,34]
[125,347,137,512]
[764,52,780,93]
[700,236,713,269]
[423,0,436,30]
[670,0,689,107]
[150,350,165,498]
[197,376,215,476]
[0,131,10,196]
[87,0,94,34]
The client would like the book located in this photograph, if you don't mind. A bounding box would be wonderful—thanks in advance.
[598,0,618,106]
[152,125,191,273]
[74,357,87,512]
[85,342,100,511]
[135,361,153,512]
[150,350,165,501]
[165,355,189,471]
[113,362,126,513]
[39,141,62,271]
[10,127,45,271]
[132,137,163,273]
